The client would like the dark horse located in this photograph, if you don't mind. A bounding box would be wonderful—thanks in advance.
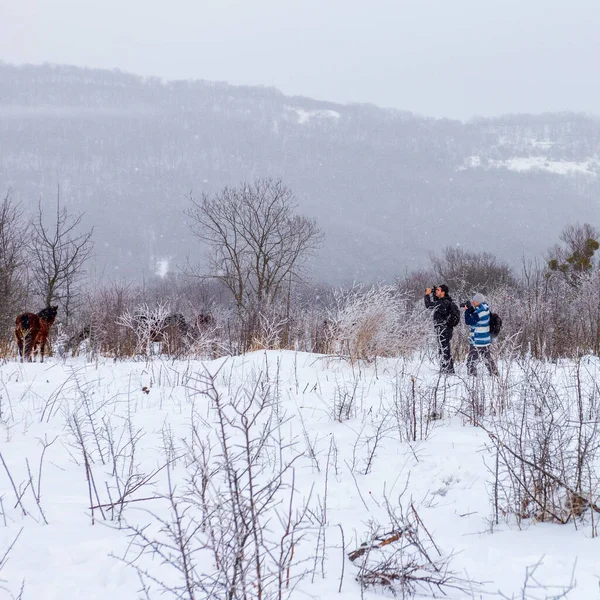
[15,306,59,363]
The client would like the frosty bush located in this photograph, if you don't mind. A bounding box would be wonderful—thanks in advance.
[486,357,600,528]
[505,263,600,359]
[118,302,175,357]
[392,371,441,441]
[329,285,424,361]
[121,366,315,599]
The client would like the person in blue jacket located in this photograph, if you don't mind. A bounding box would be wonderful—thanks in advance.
[462,292,498,376]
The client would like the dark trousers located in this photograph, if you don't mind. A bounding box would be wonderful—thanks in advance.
[435,327,454,373]
[467,345,498,376]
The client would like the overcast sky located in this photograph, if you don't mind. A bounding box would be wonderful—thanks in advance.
[1,0,598,120]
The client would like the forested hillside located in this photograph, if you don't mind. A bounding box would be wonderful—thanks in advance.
[1,62,599,283]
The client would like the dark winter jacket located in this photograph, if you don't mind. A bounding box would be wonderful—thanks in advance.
[424,294,456,330]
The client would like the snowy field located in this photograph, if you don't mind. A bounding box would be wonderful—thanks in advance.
[0,350,598,599]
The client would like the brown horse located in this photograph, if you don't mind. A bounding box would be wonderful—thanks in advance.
[15,306,59,363]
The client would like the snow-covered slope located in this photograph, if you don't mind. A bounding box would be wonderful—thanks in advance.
[0,351,597,598]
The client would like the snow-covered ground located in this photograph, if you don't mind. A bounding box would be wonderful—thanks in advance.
[284,106,341,124]
[0,351,596,599]
[459,155,600,177]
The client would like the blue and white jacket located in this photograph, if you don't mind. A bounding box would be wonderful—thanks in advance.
[464,302,491,347]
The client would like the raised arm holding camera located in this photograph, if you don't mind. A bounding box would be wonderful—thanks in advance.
[461,292,499,376]
[424,284,460,375]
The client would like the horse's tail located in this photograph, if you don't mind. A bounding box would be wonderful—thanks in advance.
[15,314,32,341]
[19,314,31,333]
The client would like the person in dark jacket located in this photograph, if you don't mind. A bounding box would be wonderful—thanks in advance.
[424,284,456,374]
[462,292,498,376]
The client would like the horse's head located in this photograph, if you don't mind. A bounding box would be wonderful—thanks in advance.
[38,305,59,325]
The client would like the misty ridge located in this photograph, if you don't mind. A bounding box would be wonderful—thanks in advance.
[1,61,600,285]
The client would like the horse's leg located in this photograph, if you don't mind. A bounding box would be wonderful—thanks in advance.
[31,335,39,362]
[30,328,40,362]
[39,335,45,363]
[16,333,24,362]
[24,335,32,362]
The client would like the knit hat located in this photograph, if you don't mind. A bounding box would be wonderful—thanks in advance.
[472,292,486,304]
[438,284,449,295]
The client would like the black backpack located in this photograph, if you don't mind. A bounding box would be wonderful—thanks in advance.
[448,301,461,328]
[489,312,502,338]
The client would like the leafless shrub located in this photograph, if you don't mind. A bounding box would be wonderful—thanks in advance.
[0,192,30,350]
[344,406,394,476]
[121,366,315,599]
[0,379,16,438]
[96,413,169,523]
[362,410,393,475]
[63,374,165,524]
[329,284,424,362]
[295,402,322,472]
[498,557,577,599]
[75,281,139,358]
[186,307,223,359]
[328,371,366,423]
[462,373,490,422]
[24,435,56,524]
[392,368,441,442]
[117,302,172,358]
[250,311,289,350]
[481,358,600,529]
[77,285,195,360]
[0,432,55,524]
[0,451,29,520]
[508,261,600,359]
[349,496,475,597]
[0,528,25,599]
[68,411,105,525]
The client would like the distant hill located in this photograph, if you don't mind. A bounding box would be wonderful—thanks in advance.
[1,62,599,284]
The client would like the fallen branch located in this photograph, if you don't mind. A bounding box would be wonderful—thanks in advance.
[348,528,409,562]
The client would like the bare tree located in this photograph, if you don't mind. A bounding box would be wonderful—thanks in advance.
[0,191,30,343]
[186,178,323,345]
[29,188,94,324]
[430,246,515,298]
